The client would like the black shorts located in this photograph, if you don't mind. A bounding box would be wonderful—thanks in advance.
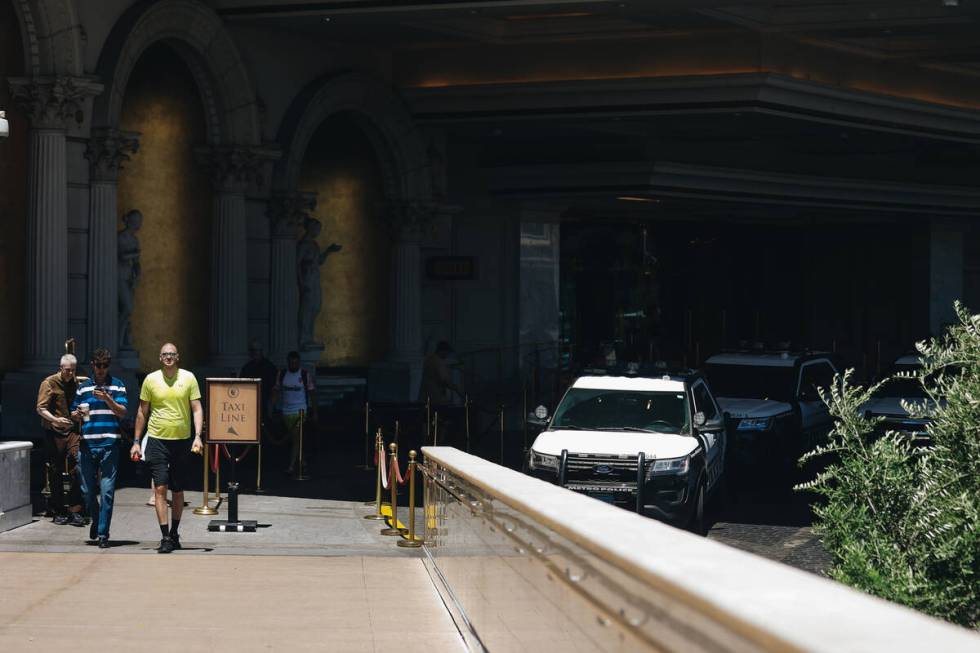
[144,437,193,492]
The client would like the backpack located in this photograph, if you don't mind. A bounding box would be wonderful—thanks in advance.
[277,368,310,389]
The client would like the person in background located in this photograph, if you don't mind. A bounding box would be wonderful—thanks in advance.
[420,341,462,406]
[71,348,127,548]
[240,339,278,423]
[271,351,316,476]
[36,354,86,527]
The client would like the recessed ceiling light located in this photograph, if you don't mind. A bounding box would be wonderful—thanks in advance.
[323,16,331,22]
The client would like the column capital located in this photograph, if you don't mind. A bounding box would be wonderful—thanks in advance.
[268,191,317,239]
[8,76,103,130]
[195,144,281,193]
[85,128,140,182]
[380,199,443,242]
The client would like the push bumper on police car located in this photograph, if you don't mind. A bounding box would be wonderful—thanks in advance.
[528,449,701,527]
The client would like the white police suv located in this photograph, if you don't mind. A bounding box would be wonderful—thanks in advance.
[704,351,838,469]
[526,369,726,533]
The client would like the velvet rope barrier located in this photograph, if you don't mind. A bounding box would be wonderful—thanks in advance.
[380,445,389,490]
[393,455,406,486]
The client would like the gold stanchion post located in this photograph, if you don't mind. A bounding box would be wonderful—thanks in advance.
[213,446,222,504]
[397,450,423,548]
[193,443,217,515]
[364,429,387,520]
[296,408,310,481]
[380,443,405,536]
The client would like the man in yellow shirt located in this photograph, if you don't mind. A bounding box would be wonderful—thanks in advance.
[131,343,204,553]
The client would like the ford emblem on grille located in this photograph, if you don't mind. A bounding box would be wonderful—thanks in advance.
[594,465,612,474]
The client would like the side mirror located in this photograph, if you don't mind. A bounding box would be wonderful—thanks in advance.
[701,417,725,432]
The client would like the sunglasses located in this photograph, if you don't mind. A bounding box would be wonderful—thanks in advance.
[93,362,110,369]
[160,352,178,359]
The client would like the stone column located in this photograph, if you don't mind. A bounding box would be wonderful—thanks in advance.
[197,146,277,369]
[930,218,966,337]
[9,76,102,370]
[84,128,139,357]
[267,192,316,361]
[385,202,435,398]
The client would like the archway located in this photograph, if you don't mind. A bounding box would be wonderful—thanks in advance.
[91,0,260,147]
[298,113,390,367]
[275,73,433,374]
[116,43,211,370]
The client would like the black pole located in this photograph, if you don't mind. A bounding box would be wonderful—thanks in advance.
[558,449,568,487]
[227,445,239,524]
[636,452,646,514]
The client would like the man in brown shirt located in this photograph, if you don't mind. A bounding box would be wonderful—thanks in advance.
[36,354,86,526]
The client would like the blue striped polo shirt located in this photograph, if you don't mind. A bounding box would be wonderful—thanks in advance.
[71,377,127,447]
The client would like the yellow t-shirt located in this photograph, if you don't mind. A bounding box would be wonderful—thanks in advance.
[140,369,201,440]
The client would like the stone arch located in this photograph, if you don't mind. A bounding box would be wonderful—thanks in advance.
[10,0,84,76]
[10,1,38,76]
[275,72,431,202]
[92,0,260,145]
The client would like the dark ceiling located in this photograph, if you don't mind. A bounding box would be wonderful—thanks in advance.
[210,0,980,75]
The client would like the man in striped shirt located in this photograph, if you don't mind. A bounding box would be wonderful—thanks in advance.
[71,348,128,548]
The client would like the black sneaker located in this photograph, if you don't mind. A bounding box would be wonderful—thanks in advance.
[89,521,98,541]
[170,534,182,550]
[68,513,86,527]
[53,514,69,525]
[157,536,174,554]
[98,536,110,549]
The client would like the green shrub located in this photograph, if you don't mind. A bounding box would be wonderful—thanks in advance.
[798,302,979,628]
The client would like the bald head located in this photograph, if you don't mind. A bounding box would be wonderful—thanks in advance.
[159,343,180,372]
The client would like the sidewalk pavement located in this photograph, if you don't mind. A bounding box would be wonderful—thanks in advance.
[0,488,463,652]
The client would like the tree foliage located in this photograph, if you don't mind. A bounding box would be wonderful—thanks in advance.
[798,302,980,628]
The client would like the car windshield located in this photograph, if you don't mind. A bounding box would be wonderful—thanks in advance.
[875,365,927,399]
[704,364,795,402]
[550,388,690,434]
[873,364,957,399]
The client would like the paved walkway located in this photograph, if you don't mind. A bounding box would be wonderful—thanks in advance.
[0,489,463,652]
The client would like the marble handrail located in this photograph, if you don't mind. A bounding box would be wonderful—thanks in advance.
[421,446,978,653]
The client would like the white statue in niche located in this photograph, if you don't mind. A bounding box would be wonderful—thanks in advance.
[297,216,342,350]
[117,209,142,352]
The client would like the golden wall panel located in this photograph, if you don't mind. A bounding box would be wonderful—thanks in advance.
[299,114,390,367]
[117,45,211,371]
[0,0,27,372]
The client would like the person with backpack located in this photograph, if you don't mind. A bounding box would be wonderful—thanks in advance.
[271,351,316,476]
